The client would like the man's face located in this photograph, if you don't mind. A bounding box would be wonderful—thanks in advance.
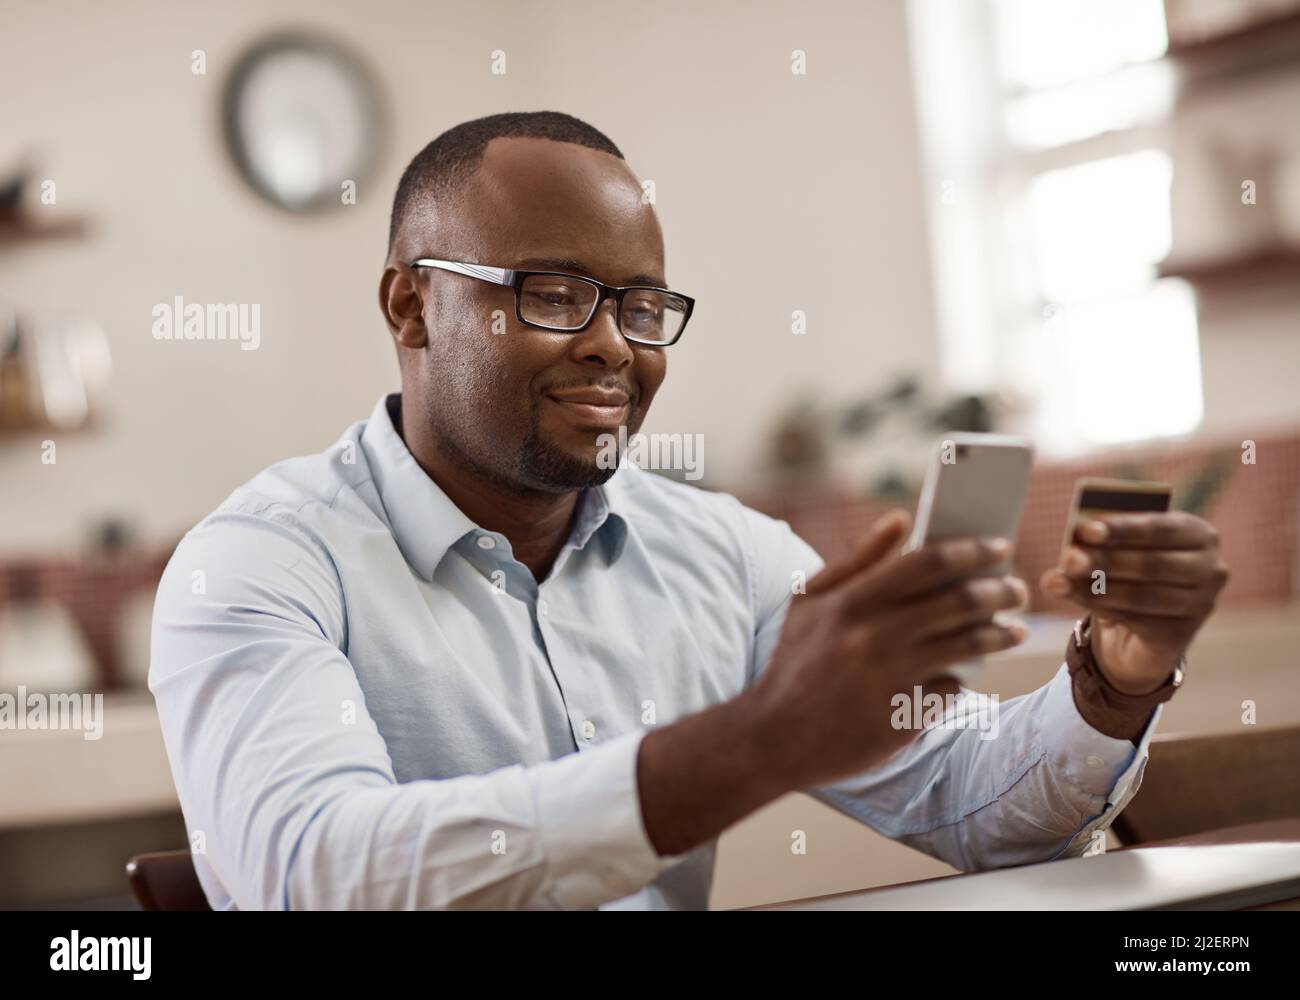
[400,136,670,494]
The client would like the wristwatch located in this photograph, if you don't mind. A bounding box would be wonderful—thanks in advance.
[1066,615,1184,726]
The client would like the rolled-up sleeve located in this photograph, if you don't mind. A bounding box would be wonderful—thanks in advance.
[150,511,674,910]
[809,666,1158,871]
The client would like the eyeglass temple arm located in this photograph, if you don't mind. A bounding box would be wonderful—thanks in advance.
[410,259,516,286]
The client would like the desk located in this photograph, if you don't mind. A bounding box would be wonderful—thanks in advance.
[753,820,1300,910]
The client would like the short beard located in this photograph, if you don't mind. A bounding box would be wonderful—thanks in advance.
[518,421,617,491]
[430,394,618,498]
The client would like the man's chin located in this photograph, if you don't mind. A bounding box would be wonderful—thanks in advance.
[519,435,619,492]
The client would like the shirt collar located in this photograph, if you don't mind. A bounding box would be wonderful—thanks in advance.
[361,393,629,580]
[573,471,630,563]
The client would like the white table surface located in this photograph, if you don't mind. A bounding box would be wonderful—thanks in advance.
[765,840,1300,910]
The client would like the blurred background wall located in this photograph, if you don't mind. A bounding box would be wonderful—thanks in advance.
[0,0,939,553]
[2,0,1298,910]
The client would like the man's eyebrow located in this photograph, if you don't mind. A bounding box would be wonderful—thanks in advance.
[512,257,667,288]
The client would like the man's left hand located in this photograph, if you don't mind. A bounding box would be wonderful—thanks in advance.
[1040,511,1230,694]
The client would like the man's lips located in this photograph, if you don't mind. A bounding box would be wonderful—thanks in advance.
[545,388,632,427]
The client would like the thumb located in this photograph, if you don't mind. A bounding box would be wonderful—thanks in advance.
[806,508,912,597]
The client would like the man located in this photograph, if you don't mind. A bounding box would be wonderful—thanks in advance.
[150,111,1229,910]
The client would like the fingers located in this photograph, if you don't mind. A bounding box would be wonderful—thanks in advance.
[840,535,1011,615]
[1040,572,1217,620]
[922,677,963,700]
[1047,510,1229,621]
[912,676,963,709]
[1075,510,1218,551]
[840,611,1026,685]
[886,574,1029,644]
[1058,545,1226,589]
[913,620,1027,673]
[806,509,911,597]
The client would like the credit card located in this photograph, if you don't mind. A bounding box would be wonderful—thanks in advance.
[1062,477,1172,554]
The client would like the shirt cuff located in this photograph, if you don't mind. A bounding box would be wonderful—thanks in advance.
[532,730,680,909]
[1039,662,1162,809]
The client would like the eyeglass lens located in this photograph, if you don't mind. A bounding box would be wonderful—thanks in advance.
[519,274,687,344]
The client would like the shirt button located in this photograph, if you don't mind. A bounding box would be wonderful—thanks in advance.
[580,720,596,741]
[538,600,549,617]
[1086,754,1106,769]
[476,536,496,550]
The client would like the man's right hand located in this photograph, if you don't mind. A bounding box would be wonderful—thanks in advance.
[636,509,1028,858]
[741,509,1028,791]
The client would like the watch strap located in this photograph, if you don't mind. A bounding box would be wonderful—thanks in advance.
[1065,614,1183,726]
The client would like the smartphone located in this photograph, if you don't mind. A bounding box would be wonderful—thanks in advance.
[905,433,1035,683]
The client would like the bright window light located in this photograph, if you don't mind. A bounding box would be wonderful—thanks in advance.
[1004,63,1175,150]
[1028,150,1173,302]
[1027,150,1201,444]
[1054,282,1203,444]
[906,0,1204,453]
[992,0,1168,91]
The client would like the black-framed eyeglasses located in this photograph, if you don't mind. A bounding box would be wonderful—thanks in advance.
[410,258,694,346]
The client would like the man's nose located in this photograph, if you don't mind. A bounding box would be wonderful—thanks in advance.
[570,298,634,368]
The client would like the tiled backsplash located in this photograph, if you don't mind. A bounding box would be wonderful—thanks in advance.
[742,430,1300,614]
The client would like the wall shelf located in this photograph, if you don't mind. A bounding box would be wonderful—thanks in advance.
[1158,244,1300,291]
[0,212,89,249]
[1166,8,1300,61]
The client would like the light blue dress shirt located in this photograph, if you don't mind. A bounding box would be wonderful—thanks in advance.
[150,394,1159,910]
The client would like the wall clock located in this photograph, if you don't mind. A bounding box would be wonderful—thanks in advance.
[223,33,384,213]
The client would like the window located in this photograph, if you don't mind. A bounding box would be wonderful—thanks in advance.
[908,0,1203,455]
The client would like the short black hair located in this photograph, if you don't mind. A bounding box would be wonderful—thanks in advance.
[387,111,625,256]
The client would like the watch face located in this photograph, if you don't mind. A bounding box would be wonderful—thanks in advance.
[222,33,384,213]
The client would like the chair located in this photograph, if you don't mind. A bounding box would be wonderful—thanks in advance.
[1110,725,1300,846]
[126,849,211,911]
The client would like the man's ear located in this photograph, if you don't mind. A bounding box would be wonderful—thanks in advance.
[379,263,429,349]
